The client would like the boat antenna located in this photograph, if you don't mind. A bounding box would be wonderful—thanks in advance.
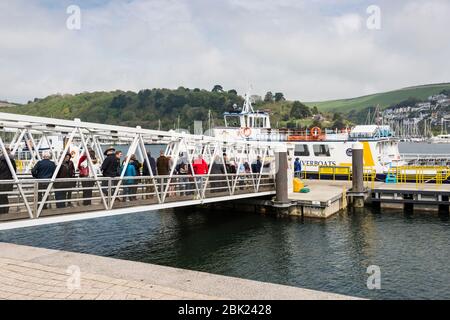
[242,88,254,114]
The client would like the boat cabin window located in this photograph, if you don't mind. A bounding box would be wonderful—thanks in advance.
[294,144,310,157]
[313,144,331,157]
[224,115,241,128]
[251,117,266,128]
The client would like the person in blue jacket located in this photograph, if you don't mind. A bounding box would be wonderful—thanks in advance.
[122,157,137,201]
[294,158,302,178]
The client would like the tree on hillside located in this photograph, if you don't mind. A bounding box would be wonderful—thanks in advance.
[110,94,129,110]
[153,90,165,109]
[228,89,238,95]
[164,93,187,114]
[264,91,274,102]
[332,118,346,130]
[311,118,322,128]
[312,106,319,115]
[212,85,224,93]
[274,92,285,102]
[138,89,152,108]
[333,112,343,121]
[290,101,311,119]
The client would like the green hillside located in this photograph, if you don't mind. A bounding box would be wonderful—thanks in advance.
[2,89,319,130]
[2,82,449,130]
[307,83,450,112]
[3,88,245,130]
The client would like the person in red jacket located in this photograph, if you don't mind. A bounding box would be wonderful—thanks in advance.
[78,149,97,205]
[193,155,208,196]
[193,154,208,175]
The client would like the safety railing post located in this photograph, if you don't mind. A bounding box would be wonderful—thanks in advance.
[33,181,38,219]
[108,178,112,209]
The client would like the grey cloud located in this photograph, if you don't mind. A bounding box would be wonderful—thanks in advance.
[0,0,449,103]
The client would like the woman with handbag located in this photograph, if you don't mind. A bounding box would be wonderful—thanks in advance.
[78,149,98,205]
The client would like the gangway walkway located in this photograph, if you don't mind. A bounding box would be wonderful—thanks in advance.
[0,112,286,227]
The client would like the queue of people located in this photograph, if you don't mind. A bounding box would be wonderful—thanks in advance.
[0,147,266,214]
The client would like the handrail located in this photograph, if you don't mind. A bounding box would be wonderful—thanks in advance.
[0,173,276,221]
[318,166,351,181]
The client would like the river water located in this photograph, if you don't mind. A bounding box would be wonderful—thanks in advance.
[0,142,448,299]
[0,207,448,300]
[399,142,450,154]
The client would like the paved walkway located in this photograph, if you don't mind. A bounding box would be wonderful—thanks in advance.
[0,243,357,300]
[0,256,217,300]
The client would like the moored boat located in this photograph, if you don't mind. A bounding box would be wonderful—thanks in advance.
[212,93,408,180]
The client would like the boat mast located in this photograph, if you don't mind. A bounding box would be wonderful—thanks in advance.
[242,91,255,114]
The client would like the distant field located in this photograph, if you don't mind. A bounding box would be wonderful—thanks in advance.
[0,101,17,108]
[306,83,450,112]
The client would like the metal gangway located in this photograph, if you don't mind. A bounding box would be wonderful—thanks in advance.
[401,153,450,166]
[0,112,288,226]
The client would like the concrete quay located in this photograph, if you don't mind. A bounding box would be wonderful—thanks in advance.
[287,179,450,216]
[288,180,350,218]
[0,242,357,300]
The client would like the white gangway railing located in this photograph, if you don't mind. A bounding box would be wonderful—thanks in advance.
[0,173,276,221]
[0,112,290,221]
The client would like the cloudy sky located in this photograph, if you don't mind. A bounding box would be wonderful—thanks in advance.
[1,0,450,103]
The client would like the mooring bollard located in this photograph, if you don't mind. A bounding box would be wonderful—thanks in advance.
[272,147,291,215]
[351,142,365,208]
[276,150,289,204]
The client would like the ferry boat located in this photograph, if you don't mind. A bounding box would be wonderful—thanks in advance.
[212,93,405,180]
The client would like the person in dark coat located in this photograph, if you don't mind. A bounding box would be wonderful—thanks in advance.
[210,156,225,193]
[31,151,56,209]
[115,151,123,176]
[156,150,170,175]
[294,158,302,178]
[66,153,76,206]
[0,148,16,214]
[101,147,117,177]
[223,153,236,174]
[100,147,116,195]
[177,162,189,196]
[54,153,74,208]
[142,152,157,199]
[156,150,170,193]
[251,156,262,173]
[142,152,156,176]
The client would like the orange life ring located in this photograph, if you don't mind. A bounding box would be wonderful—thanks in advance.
[311,127,321,138]
[240,127,252,138]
